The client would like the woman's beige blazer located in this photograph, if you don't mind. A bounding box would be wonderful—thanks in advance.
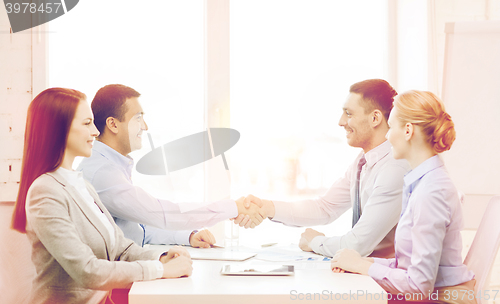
[25,171,161,304]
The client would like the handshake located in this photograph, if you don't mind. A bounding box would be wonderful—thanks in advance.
[232,196,326,253]
[232,195,276,229]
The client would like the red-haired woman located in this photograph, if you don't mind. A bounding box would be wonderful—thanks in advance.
[330,90,476,304]
[12,88,193,304]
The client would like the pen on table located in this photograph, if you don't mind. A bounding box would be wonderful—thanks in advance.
[261,243,278,247]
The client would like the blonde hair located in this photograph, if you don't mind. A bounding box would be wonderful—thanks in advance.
[394,90,456,153]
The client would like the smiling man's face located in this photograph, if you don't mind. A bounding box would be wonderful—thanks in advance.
[120,97,148,154]
[338,93,374,152]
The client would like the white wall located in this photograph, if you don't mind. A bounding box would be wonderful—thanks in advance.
[393,0,500,95]
[432,0,500,95]
[395,0,429,92]
[0,6,30,201]
[0,5,44,304]
[430,0,500,231]
[0,3,46,202]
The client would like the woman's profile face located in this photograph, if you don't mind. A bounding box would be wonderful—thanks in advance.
[65,100,100,159]
[386,108,407,160]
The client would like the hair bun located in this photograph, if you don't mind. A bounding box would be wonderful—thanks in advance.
[432,112,456,153]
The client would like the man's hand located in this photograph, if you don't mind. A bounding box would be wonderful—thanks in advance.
[232,195,275,228]
[159,246,191,263]
[299,228,325,252]
[330,248,373,275]
[232,194,263,228]
[161,255,193,278]
[234,196,266,228]
[189,230,216,248]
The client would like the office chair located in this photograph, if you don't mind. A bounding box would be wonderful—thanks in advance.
[463,196,500,304]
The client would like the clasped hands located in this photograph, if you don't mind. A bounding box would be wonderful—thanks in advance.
[159,246,193,278]
[330,248,374,275]
[158,230,216,279]
[232,194,274,228]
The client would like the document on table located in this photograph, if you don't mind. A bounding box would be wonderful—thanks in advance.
[147,244,257,261]
[254,243,331,262]
[146,243,330,263]
[188,247,256,261]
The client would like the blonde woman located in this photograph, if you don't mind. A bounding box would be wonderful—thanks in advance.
[330,90,476,304]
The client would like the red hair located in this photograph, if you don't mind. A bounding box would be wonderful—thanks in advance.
[394,90,456,154]
[12,88,86,233]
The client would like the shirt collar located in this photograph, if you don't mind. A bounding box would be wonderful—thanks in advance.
[363,140,392,168]
[93,140,134,170]
[403,155,444,188]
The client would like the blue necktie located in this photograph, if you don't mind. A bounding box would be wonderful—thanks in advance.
[352,156,366,227]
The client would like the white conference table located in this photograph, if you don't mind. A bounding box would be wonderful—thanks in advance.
[129,244,388,304]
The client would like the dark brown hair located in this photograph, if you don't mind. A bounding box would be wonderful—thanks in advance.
[92,84,140,136]
[349,79,397,121]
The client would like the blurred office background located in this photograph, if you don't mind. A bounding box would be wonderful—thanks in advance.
[2,1,500,303]
[47,0,391,245]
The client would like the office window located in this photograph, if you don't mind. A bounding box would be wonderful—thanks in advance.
[230,0,388,244]
[48,0,204,198]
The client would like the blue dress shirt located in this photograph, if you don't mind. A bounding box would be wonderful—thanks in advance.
[77,141,237,246]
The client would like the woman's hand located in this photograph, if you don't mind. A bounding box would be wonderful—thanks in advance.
[161,255,193,278]
[330,248,373,275]
[160,246,191,263]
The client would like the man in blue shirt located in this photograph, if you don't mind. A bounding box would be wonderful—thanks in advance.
[78,84,263,247]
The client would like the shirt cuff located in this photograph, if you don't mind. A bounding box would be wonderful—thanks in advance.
[154,250,167,261]
[368,261,391,282]
[310,236,328,255]
[153,260,164,279]
[174,230,195,246]
[140,260,164,281]
[372,257,395,267]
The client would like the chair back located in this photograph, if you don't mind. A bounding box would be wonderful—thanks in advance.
[464,196,500,304]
